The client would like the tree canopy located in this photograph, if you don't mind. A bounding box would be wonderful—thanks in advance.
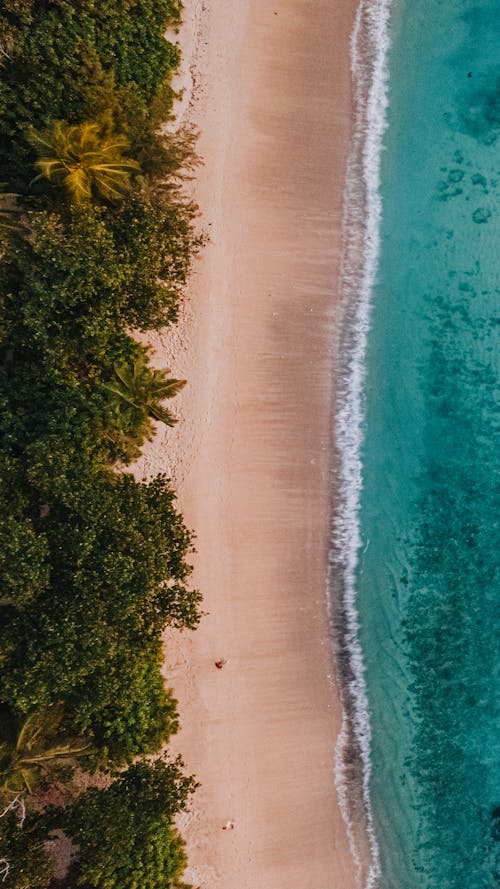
[0,0,203,881]
[0,472,200,761]
[49,758,196,889]
[0,0,182,189]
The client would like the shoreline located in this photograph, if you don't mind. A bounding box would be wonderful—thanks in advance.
[329,3,393,886]
[136,1,361,886]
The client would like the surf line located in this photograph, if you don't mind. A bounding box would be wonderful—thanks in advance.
[329,1,393,887]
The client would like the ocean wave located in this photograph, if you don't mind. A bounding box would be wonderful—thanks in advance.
[329,1,393,887]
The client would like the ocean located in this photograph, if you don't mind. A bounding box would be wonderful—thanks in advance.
[332,1,500,887]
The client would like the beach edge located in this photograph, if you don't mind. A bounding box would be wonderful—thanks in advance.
[136,2,362,886]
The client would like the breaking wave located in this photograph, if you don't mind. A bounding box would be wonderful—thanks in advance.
[329,1,393,886]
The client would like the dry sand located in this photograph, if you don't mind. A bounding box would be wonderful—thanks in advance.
[135,1,361,886]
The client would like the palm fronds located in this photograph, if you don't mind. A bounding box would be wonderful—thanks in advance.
[0,709,91,799]
[31,120,140,204]
[104,356,186,431]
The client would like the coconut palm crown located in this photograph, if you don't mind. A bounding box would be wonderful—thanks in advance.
[0,709,91,799]
[31,120,140,204]
[104,356,186,432]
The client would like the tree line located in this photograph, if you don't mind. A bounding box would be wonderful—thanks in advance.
[0,1,202,886]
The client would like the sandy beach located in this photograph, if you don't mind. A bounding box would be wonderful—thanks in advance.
[135,1,360,886]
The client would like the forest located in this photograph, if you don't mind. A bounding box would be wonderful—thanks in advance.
[0,2,202,886]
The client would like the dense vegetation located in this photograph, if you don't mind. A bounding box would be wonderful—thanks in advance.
[0,1,202,885]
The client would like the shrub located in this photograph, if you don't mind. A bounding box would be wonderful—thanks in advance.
[0,0,181,190]
[52,758,196,889]
[0,810,52,889]
[0,472,200,761]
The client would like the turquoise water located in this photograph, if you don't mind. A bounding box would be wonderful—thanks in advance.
[355,1,500,886]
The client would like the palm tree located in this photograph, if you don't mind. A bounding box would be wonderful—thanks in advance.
[0,709,91,798]
[31,120,140,204]
[104,356,186,433]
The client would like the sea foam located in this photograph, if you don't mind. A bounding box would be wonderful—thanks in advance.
[329,1,392,887]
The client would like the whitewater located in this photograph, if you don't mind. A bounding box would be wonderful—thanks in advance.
[330,1,392,886]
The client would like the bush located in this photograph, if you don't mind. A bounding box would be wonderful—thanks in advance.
[73,642,179,762]
[6,192,199,375]
[0,810,52,889]
[47,758,196,889]
[7,207,144,375]
[0,454,49,607]
[0,472,200,761]
[0,0,182,190]
[0,0,203,857]
[107,193,202,329]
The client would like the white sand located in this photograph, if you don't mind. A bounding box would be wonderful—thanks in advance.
[135,1,362,886]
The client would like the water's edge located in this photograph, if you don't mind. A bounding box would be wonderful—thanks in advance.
[328,2,393,886]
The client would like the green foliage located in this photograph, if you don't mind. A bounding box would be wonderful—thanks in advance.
[0,2,203,874]
[7,206,144,375]
[104,356,186,443]
[0,456,49,608]
[107,191,203,328]
[31,120,139,204]
[91,0,182,101]
[52,758,196,889]
[0,809,52,889]
[75,642,179,763]
[0,126,201,766]
[0,709,90,799]
[6,198,199,380]
[0,0,182,189]
[0,472,200,762]
[0,515,48,607]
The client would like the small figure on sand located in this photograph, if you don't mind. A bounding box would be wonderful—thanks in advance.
[222,820,234,830]
[214,659,227,669]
